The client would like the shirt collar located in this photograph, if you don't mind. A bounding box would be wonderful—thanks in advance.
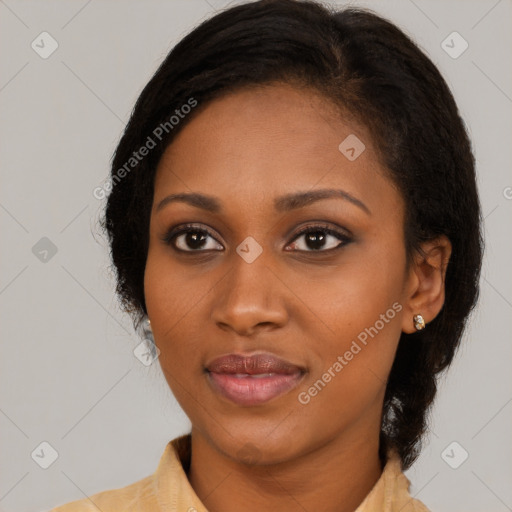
[153,434,427,512]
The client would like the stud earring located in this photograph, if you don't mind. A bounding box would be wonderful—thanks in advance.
[139,315,158,360]
[413,314,426,331]
[142,317,153,338]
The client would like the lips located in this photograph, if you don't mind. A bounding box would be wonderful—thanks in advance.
[206,353,306,406]
[206,353,304,375]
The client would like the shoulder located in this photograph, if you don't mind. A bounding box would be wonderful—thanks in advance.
[49,473,156,511]
[355,450,432,512]
[384,457,432,512]
[48,436,189,511]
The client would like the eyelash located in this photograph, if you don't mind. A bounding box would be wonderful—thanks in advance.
[161,223,352,254]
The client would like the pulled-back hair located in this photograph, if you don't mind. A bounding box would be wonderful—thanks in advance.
[103,0,483,469]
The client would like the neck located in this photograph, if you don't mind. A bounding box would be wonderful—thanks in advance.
[187,425,383,512]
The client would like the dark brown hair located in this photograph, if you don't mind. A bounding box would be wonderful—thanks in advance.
[102,0,483,469]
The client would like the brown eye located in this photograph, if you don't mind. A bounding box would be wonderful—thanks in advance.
[162,225,223,252]
[161,223,352,254]
[287,225,352,252]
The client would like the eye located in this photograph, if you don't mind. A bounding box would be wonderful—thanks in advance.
[286,224,351,252]
[162,224,223,252]
[161,223,352,253]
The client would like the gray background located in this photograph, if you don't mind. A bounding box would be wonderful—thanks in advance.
[1,0,511,511]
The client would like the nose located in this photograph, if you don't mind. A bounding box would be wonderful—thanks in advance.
[210,252,288,337]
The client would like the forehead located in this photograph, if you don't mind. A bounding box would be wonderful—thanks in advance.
[153,82,401,219]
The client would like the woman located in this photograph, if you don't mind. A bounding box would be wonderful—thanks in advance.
[51,0,483,510]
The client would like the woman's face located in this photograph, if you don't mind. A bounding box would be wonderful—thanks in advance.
[144,82,415,464]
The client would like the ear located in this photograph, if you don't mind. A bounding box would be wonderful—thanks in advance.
[401,235,452,334]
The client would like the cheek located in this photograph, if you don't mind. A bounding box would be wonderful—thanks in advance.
[143,252,196,355]
[305,241,405,340]
[296,303,403,432]
[143,257,203,407]
[144,247,202,324]
[144,256,172,316]
[297,239,406,401]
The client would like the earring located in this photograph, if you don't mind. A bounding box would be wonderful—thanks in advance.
[139,316,158,356]
[134,316,160,365]
[141,317,154,339]
[413,314,426,331]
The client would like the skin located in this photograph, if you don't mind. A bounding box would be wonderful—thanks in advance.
[144,82,451,512]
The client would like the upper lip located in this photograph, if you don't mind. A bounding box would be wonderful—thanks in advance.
[206,352,305,375]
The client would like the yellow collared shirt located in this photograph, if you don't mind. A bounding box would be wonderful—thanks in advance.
[50,434,430,511]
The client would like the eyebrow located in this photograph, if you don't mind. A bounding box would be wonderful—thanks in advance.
[155,188,371,215]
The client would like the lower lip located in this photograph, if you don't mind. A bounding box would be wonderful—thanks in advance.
[207,372,304,406]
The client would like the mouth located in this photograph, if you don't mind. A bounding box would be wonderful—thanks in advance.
[205,352,306,406]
